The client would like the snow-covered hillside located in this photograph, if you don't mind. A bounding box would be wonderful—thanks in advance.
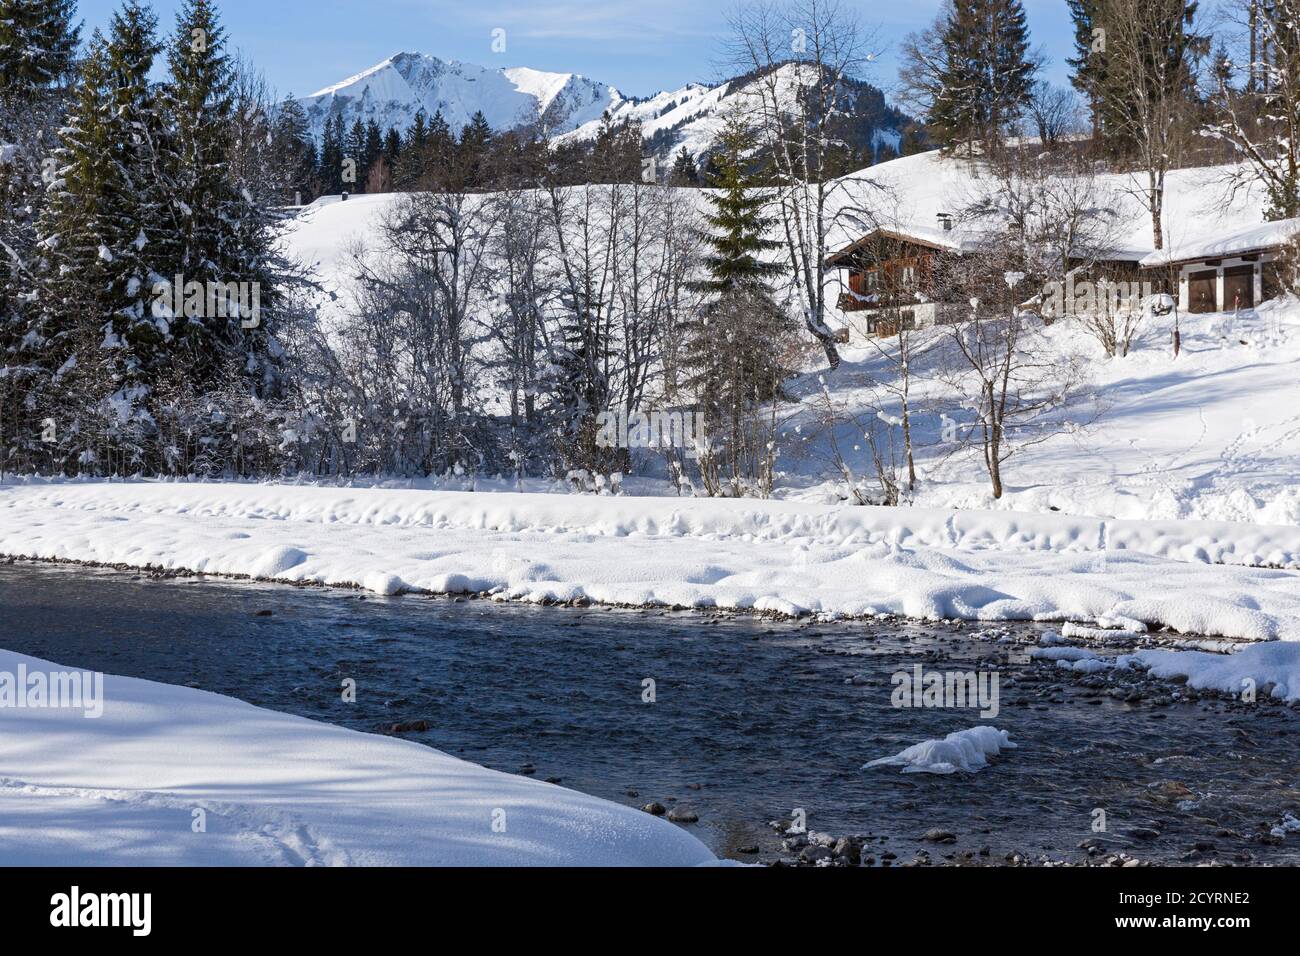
[280,149,1300,530]
[794,298,1300,525]
[803,151,1300,525]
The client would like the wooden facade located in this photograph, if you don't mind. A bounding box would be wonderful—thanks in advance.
[826,231,955,335]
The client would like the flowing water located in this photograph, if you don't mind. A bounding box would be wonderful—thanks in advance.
[2,561,1298,865]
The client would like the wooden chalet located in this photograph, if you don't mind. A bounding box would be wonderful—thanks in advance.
[824,216,968,337]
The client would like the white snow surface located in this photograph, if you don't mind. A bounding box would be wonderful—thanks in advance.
[1134,642,1300,703]
[3,482,1300,641]
[0,645,716,866]
[1140,216,1300,266]
[864,726,1016,774]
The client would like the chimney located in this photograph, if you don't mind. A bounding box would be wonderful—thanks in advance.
[936,212,953,232]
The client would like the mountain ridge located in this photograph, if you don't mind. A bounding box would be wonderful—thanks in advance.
[297,51,911,166]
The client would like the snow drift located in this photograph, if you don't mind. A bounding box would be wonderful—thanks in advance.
[0,647,715,866]
[4,482,1299,641]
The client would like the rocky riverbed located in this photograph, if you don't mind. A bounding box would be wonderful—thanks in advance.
[3,561,1298,867]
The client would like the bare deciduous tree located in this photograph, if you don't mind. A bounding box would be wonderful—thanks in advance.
[727,0,879,369]
[1207,0,1300,220]
[934,244,1097,499]
[1099,0,1202,249]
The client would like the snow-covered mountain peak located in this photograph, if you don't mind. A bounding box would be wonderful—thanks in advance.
[299,52,620,141]
[298,52,910,168]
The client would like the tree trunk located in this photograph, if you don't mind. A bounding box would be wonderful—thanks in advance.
[1149,172,1164,250]
[813,331,841,369]
[989,444,1003,499]
[899,331,916,490]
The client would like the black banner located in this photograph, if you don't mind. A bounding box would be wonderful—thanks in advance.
[0,865,1279,940]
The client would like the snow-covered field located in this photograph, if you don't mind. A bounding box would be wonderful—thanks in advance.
[0,645,715,866]
[790,297,1300,527]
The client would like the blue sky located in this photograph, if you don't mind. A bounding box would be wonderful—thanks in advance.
[79,0,1080,100]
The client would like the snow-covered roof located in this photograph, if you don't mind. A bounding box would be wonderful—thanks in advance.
[826,151,1294,277]
[1140,217,1300,267]
[826,222,976,264]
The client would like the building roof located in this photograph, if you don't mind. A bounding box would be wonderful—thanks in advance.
[1140,217,1300,268]
[826,223,1148,268]
[824,223,977,266]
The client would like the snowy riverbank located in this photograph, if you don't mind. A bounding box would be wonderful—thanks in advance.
[0,644,716,866]
[3,481,1300,641]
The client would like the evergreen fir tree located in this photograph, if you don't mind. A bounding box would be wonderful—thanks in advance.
[1066,0,1106,141]
[271,95,316,204]
[162,0,285,415]
[394,110,428,189]
[682,112,796,492]
[425,109,453,177]
[692,117,782,297]
[99,0,172,448]
[0,0,81,471]
[669,146,698,186]
[458,110,493,188]
[383,126,401,166]
[28,32,120,471]
[0,0,80,92]
[930,0,1037,152]
[363,119,383,181]
[319,113,344,194]
[346,117,365,192]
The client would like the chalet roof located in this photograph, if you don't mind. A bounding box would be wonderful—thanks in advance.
[825,223,975,266]
[826,223,1149,268]
[1140,217,1300,268]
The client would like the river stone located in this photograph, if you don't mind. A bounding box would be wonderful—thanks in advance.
[388,719,431,733]
[799,845,833,864]
[641,802,666,816]
[920,828,957,844]
[833,837,861,864]
[667,807,699,823]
